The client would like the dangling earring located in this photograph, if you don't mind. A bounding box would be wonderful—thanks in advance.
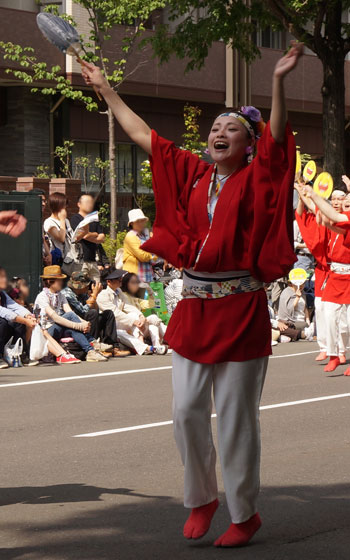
[245,145,254,164]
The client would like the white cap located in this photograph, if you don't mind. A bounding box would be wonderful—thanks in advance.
[128,208,149,226]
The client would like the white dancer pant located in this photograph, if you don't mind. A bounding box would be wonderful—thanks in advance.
[324,302,350,356]
[315,297,327,352]
[172,351,268,524]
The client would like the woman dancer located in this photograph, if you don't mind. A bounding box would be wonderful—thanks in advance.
[82,42,303,547]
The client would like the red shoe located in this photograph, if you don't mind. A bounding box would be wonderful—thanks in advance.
[344,367,350,376]
[339,354,346,364]
[315,352,327,361]
[57,353,81,364]
[214,512,262,547]
[324,356,340,372]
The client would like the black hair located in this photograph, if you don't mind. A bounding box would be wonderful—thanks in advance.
[121,272,138,294]
[43,278,58,288]
[100,266,115,289]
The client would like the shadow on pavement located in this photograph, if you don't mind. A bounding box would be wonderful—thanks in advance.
[0,484,170,506]
[0,483,349,560]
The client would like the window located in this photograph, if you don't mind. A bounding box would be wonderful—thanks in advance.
[253,26,283,50]
[71,142,104,194]
[71,141,151,195]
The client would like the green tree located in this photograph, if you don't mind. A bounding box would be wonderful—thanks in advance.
[0,0,165,238]
[148,0,350,182]
[139,103,206,220]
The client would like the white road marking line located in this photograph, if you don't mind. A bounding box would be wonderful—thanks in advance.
[0,366,172,388]
[73,392,350,438]
[270,350,319,359]
[0,349,320,389]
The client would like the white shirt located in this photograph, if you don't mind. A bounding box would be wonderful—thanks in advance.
[44,217,72,253]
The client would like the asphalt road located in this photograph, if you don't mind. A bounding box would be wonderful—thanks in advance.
[0,341,350,560]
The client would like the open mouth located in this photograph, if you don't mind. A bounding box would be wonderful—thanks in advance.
[214,141,229,151]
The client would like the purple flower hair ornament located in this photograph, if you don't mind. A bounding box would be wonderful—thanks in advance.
[240,106,262,123]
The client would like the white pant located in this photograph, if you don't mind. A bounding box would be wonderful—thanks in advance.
[324,301,350,356]
[172,351,268,523]
[315,297,327,352]
[132,313,167,348]
[117,329,148,355]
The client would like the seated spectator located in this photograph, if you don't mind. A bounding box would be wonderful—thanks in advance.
[121,272,168,354]
[97,269,155,355]
[44,192,86,276]
[0,266,37,368]
[278,280,314,340]
[34,265,107,362]
[61,271,130,358]
[7,277,31,310]
[123,209,155,282]
[70,194,105,283]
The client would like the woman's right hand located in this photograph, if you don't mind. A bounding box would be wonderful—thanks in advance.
[81,61,109,93]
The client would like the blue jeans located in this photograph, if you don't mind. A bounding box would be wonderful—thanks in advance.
[48,312,94,353]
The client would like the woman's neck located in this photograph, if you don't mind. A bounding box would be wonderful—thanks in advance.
[216,162,242,176]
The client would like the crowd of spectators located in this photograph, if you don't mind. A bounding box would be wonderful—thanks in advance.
[0,193,181,369]
[0,187,320,370]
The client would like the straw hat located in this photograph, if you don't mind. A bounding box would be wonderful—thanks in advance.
[128,208,148,226]
[40,265,67,279]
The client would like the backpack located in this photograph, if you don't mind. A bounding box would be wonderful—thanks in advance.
[47,218,83,264]
[115,248,124,270]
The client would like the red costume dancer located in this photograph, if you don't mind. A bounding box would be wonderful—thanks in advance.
[303,186,350,374]
[82,42,303,547]
[295,204,329,361]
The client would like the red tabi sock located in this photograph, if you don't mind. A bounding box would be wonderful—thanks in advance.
[324,356,340,372]
[214,512,262,548]
[183,498,219,539]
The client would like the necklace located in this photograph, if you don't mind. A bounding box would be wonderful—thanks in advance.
[215,171,232,196]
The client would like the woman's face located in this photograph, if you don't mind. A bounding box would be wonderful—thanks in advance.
[343,197,350,212]
[50,279,63,292]
[132,219,147,233]
[207,117,252,168]
[331,194,345,212]
[19,282,29,300]
[127,275,140,295]
[0,269,7,291]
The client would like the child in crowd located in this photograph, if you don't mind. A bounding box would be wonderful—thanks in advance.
[7,277,31,310]
[121,272,168,354]
[34,265,107,362]
[278,279,314,340]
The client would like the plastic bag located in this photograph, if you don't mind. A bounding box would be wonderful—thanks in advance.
[4,336,23,367]
[30,325,49,361]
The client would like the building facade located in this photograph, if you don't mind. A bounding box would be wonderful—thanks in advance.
[0,1,350,226]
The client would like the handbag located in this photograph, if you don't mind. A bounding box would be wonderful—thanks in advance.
[30,325,49,361]
[4,336,24,367]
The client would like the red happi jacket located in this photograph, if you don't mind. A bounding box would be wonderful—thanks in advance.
[142,122,296,363]
[295,209,329,297]
[320,213,350,304]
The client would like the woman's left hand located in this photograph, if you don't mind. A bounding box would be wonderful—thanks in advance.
[273,41,304,79]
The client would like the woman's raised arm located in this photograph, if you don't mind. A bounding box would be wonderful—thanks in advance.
[270,42,303,143]
[81,61,152,154]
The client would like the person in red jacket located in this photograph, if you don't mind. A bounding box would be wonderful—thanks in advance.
[294,185,348,366]
[302,185,350,375]
[82,42,303,547]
